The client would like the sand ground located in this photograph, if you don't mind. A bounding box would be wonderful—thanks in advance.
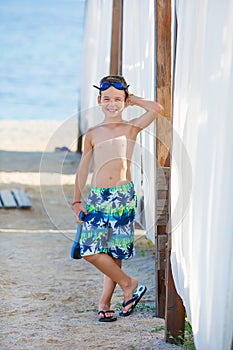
[0,121,181,350]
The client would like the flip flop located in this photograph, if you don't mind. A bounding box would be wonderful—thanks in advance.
[119,285,147,317]
[98,310,117,322]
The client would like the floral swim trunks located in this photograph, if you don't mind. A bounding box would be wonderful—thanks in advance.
[80,182,137,260]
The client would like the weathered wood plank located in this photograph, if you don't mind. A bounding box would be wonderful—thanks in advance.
[157,190,168,200]
[138,196,168,227]
[157,167,170,193]
[158,166,170,177]
[157,213,168,226]
[12,189,31,208]
[138,175,169,226]
[157,183,169,191]
[0,190,17,208]
[157,199,168,209]
[158,234,168,252]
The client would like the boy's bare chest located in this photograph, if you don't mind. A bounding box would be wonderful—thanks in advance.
[91,126,135,160]
[92,125,132,147]
[94,136,127,157]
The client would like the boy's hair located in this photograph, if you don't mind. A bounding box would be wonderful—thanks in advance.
[98,75,129,100]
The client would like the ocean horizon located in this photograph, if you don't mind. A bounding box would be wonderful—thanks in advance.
[0,0,86,121]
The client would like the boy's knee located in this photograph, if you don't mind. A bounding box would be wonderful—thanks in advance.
[83,254,98,262]
[83,253,105,263]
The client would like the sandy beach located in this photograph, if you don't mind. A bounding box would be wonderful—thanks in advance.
[0,120,181,350]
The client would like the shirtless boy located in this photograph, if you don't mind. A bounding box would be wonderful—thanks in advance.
[72,75,163,322]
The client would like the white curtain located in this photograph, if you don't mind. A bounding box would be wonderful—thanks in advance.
[79,0,113,134]
[122,0,157,243]
[171,1,233,349]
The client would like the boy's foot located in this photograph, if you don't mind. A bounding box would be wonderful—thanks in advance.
[119,285,147,317]
[98,310,117,322]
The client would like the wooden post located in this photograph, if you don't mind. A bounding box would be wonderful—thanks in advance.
[155,0,185,343]
[76,97,82,153]
[165,251,185,344]
[156,0,172,318]
[165,178,185,344]
[110,0,123,75]
[76,96,83,153]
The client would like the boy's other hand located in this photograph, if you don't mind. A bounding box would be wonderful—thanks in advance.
[73,203,87,224]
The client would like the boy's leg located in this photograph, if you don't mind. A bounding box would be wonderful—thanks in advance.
[98,258,121,319]
[99,258,121,307]
[84,253,138,313]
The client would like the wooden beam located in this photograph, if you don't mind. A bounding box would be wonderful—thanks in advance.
[76,96,83,153]
[165,249,185,344]
[165,177,185,344]
[156,0,172,319]
[76,124,83,153]
[110,0,123,75]
[156,0,172,166]
[155,0,185,343]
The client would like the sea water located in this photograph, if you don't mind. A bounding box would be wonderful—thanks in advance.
[0,0,86,120]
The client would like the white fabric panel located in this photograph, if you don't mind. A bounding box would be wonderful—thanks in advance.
[122,0,156,242]
[79,0,113,134]
[171,1,233,349]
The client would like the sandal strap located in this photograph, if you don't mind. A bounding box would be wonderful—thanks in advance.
[122,295,137,307]
[98,310,115,316]
[98,310,105,316]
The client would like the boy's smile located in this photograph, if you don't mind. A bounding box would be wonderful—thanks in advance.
[98,87,126,120]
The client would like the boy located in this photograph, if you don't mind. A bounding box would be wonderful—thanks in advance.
[72,75,163,322]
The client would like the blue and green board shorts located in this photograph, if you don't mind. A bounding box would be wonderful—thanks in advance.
[80,182,137,260]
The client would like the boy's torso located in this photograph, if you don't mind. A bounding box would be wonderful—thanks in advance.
[90,121,138,188]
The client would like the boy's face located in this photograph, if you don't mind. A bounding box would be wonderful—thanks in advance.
[98,87,127,119]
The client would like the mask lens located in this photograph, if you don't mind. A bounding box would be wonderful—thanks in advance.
[100,82,111,90]
[112,82,125,90]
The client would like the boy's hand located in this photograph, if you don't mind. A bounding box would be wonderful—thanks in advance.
[127,94,135,106]
[127,94,164,115]
[73,203,87,224]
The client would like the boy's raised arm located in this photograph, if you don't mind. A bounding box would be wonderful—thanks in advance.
[128,94,163,131]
